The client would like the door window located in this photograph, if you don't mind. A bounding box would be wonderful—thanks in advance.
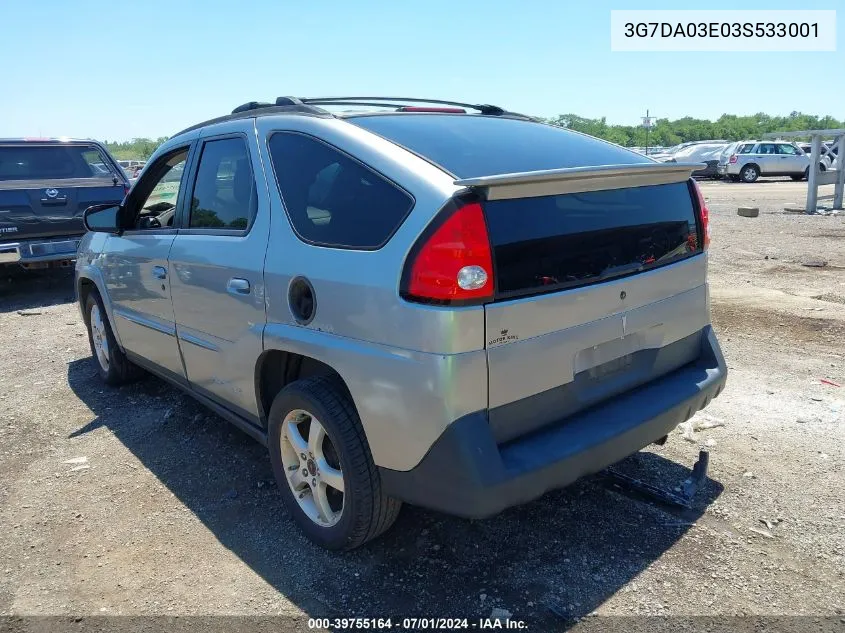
[757,144,776,155]
[776,144,798,155]
[128,149,189,230]
[188,138,257,230]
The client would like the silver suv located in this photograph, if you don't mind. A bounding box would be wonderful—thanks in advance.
[75,96,727,550]
[717,140,810,182]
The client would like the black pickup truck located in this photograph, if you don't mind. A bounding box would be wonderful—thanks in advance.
[0,139,129,269]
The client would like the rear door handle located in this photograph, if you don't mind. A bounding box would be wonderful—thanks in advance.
[227,277,251,295]
[152,265,167,279]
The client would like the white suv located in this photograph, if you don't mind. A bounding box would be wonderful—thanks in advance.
[717,141,810,182]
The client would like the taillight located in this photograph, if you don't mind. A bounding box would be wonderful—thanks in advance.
[729,154,737,164]
[691,179,710,250]
[402,200,494,305]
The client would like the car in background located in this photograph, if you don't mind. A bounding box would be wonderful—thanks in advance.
[0,138,129,268]
[798,143,834,171]
[660,142,729,179]
[118,159,145,170]
[716,140,810,183]
[649,140,729,162]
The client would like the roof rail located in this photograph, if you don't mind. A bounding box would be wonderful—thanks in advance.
[298,96,506,116]
[231,101,275,114]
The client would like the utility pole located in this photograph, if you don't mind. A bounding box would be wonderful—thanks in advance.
[642,109,655,155]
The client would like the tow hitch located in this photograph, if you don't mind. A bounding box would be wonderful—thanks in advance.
[604,450,710,509]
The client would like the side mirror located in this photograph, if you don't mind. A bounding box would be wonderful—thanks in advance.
[83,204,122,234]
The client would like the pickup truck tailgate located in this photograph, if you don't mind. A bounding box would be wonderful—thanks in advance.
[0,144,126,241]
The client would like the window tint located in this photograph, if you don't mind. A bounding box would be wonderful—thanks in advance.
[758,144,776,155]
[348,115,647,178]
[738,144,755,154]
[777,144,797,155]
[189,138,256,230]
[132,149,188,230]
[0,145,116,181]
[268,132,414,249]
[484,182,701,298]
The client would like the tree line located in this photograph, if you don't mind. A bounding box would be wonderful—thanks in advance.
[103,111,844,159]
[546,112,845,148]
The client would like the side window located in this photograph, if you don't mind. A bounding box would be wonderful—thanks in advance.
[738,144,754,154]
[80,148,114,177]
[189,138,256,230]
[130,149,189,231]
[758,144,776,155]
[777,144,797,155]
[267,132,414,249]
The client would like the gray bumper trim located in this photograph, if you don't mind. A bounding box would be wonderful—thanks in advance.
[379,326,727,518]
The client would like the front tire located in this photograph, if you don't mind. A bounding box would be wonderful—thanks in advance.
[268,376,401,550]
[84,291,143,385]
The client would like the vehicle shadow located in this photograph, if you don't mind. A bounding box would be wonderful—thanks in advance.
[0,267,76,314]
[67,357,722,629]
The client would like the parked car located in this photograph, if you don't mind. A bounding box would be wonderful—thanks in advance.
[76,96,727,550]
[798,143,833,171]
[661,143,729,178]
[716,140,810,182]
[650,140,729,162]
[0,139,129,269]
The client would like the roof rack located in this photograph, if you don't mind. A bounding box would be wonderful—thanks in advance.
[178,96,525,138]
[298,96,506,116]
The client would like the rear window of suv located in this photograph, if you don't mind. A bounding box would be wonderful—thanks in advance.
[484,182,702,298]
[0,144,117,181]
[347,114,647,178]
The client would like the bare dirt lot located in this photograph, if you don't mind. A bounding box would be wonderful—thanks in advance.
[1,179,843,630]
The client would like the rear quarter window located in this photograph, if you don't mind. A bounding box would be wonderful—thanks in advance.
[267,132,414,249]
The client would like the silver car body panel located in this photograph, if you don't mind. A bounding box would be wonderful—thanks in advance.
[485,256,708,409]
[168,120,271,419]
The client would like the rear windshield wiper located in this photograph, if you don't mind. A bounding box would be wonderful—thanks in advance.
[597,262,644,281]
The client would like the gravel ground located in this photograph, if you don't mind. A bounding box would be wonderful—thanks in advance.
[0,179,843,630]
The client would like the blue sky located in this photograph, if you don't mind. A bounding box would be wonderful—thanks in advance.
[1,0,841,140]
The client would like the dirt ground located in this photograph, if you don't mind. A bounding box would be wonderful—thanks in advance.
[0,179,843,630]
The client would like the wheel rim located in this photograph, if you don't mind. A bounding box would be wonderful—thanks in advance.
[90,304,110,372]
[743,167,756,181]
[280,409,344,527]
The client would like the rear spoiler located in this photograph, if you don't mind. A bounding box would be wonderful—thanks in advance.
[453,162,705,200]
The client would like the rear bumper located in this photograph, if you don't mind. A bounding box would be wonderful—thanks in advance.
[0,237,82,264]
[379,326,727,518]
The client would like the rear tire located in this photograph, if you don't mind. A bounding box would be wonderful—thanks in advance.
[268,375,401,550]
[740,164,759,183]
[84,291,144,386]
